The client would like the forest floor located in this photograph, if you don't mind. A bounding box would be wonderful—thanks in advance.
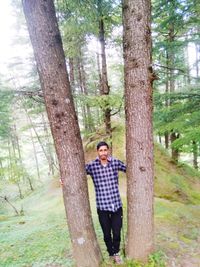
[1,136,200,266]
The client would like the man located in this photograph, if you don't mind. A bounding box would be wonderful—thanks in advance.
[86,141,126,264]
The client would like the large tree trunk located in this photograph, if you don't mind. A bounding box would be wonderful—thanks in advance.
[123,0,154,262]
[22,1,102,266]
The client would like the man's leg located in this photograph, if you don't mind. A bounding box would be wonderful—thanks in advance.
[111,207,123,255]
[97,209,113,256]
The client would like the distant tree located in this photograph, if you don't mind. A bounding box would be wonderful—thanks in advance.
[153,0,200,167]
[22,1,102,266]
[123,0,154,262]
[56,0,122,145]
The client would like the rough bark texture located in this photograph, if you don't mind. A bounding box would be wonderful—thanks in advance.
[22,1,102,266]
[123,0,154,261]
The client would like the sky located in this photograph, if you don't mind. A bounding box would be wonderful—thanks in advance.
[0,1,32,77]
[0,1,16,67]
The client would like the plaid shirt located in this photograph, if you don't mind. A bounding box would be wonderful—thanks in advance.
[86,156,126,212]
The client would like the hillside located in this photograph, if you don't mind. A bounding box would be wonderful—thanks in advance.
[1,127,200,267]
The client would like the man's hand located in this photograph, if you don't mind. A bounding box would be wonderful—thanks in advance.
[59,178,64,186]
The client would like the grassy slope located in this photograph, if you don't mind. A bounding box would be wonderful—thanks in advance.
[1,124,200,267]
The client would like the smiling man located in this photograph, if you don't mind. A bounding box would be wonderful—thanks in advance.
[86,141,126,264]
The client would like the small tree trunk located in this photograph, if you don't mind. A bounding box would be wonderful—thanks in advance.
[29,126,42,182]
[41,112,56,176]
[27,176,34,191]
[96,51,102,94]
[158,134,162,144]
[77,59,88,131]
[69,57,75,90]
[195,44,199,78]
[69,57,79,115]
[164,74,169,149]
[22,1,102,266]
[14,124,22,163]
[192,140,198,169]
[0,196,19,215]
[98,1,112,145]
[170,132,179,162]
[80,59,95,133]
[164,132,169,149]
[16,182,23,199]
[123,0,154,262]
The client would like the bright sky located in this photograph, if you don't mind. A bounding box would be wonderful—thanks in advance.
[0,1,16,68]
[0,1,32,78]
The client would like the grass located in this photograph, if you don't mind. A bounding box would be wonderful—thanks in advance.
[1,125,200,266]
[1,179,200,266]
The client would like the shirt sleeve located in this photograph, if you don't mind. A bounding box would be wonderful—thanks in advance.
[85,163,92,175]
[117,159,126,173]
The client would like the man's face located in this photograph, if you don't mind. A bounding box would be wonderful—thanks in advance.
[97,145,109,160]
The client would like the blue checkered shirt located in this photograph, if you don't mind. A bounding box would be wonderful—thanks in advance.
[86,156,126,212]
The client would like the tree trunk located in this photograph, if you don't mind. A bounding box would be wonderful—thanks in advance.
[16,182,23,199]
[69,57,75,90]
[77,58,88,131]
[27,176,34,191]
[168,19,180,161]
[29,123,41,182]
[192,140,198,170]
[195,43,199,78]
[0,196,19,216]
[69,57,78,114]
[123,0,154,262]
[80,59,95,133]
[22,1,102,266]
[164,65,169,149]
[41,112,56,176]
[98,1,112,145]
[96,51,102,95]
[170,132,179,162]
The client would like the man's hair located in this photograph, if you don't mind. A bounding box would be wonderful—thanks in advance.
[96,141,109,150]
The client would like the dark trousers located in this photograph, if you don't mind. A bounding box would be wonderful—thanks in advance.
[97,207,123,256]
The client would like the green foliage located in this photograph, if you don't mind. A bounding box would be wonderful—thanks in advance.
[125,251,166,267]
[0,90,14,140]
[85,93,124,111]
[1,127,200,266]
[154,90,200,153]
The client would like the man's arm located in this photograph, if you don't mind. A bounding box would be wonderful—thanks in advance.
[117,159,126,173]
[85,163,92,176]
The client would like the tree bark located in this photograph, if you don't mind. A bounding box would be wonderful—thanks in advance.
[123,0,154,262]
[22,1,102,266]
[98,1,112,145]
[192,140,198,169]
